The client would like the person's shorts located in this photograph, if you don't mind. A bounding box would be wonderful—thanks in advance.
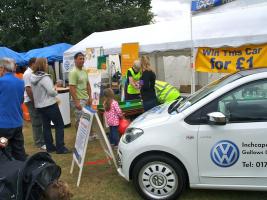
[70,99,88,126]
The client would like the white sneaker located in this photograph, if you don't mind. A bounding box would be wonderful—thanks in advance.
[40,145,47,150]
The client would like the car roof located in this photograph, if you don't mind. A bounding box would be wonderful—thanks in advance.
[237,67,267,77]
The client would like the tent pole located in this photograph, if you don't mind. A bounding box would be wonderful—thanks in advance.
[55,61,60,81]
[190,12,196,94]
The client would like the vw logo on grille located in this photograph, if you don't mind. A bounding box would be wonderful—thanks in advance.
[211,140,239,167]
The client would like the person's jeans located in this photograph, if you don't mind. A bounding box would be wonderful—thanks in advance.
[38,103,65,152]
[142,99,158,111]
[0,127,27,161]
[109,126,119,146]
[25,101,45,147]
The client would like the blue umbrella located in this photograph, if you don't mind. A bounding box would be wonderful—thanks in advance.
[0,47,27,66]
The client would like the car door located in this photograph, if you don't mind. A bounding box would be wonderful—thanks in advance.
[197,79,267,186]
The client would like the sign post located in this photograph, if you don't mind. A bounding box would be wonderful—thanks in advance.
[70,106,117,187]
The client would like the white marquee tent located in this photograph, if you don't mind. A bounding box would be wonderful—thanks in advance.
[64,0,267,89]
[193,3,267,48]
[65,1,267,56]
[65,19,191,56]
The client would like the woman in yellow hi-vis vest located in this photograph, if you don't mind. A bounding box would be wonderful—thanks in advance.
[155,80,181,104]
[125,60,142,100]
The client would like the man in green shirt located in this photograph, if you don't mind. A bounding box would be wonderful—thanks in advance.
[69,52,92,129]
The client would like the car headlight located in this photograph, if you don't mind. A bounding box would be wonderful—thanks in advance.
[122,128,143,144]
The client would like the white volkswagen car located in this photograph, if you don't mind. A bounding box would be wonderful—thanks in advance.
[117,68,267,200]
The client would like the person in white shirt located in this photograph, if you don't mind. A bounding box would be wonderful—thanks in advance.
[23,58,46,150]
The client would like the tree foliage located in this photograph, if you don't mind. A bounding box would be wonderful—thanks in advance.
[0,0,153,51]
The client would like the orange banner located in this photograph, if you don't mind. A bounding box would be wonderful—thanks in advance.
[121,43,139,76]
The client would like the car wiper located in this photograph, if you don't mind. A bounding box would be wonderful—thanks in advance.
[168,97,184,114]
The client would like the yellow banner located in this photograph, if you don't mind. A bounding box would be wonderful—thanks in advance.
[121,43,139,76]
[195,44,267,73]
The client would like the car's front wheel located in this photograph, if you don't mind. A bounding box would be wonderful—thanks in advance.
[132,154,187,200]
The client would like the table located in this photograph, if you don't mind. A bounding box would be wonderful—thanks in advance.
[97,99,144,117]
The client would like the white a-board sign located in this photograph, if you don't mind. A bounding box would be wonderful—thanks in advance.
[70,106,118,187]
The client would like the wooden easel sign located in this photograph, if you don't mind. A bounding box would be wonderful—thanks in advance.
[70,106,117,187]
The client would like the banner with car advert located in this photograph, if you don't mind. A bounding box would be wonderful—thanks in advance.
[195,44,267,73]
[191,0,235,12]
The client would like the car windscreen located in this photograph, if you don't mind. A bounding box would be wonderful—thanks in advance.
[176,73,242,112]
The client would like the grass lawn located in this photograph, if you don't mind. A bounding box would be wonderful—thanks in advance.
[22,120,267,200]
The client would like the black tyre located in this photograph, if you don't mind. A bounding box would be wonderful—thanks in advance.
[132,154,187,200]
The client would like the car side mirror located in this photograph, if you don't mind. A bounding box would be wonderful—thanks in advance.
[207,112,226,125]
